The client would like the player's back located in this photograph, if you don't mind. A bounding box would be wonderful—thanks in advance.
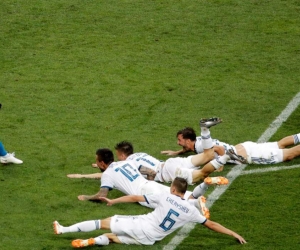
[101,160,148,195]
[127,152,162,172]
[139,192,206,242]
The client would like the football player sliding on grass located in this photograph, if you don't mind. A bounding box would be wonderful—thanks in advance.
[68,118,231,201]
[161,120,300,165]
[73,147,212,218]
[53,177,246,248]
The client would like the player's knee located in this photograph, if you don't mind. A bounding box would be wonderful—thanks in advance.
[284,154,295,161]
[203,149,215,162]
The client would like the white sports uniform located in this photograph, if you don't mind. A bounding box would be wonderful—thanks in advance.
[194,136,232,154]
[101,161,192,208]
[126,153,163,182]
[195,136,241,165]
[159,156,196,184]
[127,153,196,185]
[110,192,207,245]
[240,141,283,164]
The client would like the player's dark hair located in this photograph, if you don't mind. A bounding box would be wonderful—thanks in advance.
[177,127,196,141]
[114,141,134,156]
[96,148,114,164]
[172,177,188,194]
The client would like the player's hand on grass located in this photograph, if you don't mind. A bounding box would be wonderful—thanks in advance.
[235,235,247,244]
[78,195,88,201]
[161,150,177,156]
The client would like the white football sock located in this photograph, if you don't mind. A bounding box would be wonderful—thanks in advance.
[293,133,300,144]
[94,235,109,245]
[201,128,213,149]
[191,182,209,198]
[63,220,101,233]
[211,155,229,170]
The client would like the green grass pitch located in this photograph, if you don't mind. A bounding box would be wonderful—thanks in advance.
[0,0,299,249]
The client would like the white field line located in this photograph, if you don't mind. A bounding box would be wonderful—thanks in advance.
[163,92,300,250]
[240,164,300,175]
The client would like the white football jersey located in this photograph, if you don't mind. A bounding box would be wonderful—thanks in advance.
[126,152,162,171]
[126,152,164,181]
[195,136,234,154]
[139,192,206,242]
[101,160,175,208]
[101,161,148,195]
[195,137,241,164]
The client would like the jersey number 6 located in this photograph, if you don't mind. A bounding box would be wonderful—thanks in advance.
[159,209,179,231]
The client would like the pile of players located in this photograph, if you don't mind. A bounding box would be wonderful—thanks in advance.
[53,117,300,248]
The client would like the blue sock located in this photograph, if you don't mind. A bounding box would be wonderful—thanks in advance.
[0,142,8,156]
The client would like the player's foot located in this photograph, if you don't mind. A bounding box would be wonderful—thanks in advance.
[204,176,229,185]
[92,163,98,168]
[196,196,210,219]
[226,149,247,164]
[72,238,95,248]
[200,117,222,128]
[0,152,23,164]
[53,221,63,235]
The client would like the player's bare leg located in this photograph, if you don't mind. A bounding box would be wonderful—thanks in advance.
[191,151,214,168]
[192,162,215,183]
[277,133,300,149]
[282,144,300,161]
[192,149,247,183]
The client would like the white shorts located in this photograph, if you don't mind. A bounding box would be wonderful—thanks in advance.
[242,141,283,164]
[110,215,154,245]
[167,156,198,169]
[160,157,195,185]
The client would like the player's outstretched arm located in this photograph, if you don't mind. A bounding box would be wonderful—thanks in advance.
[78,187,109,201]
[203,220,247,244]
[100,195,146,206]
[67,173,102,179]
[161,148,188,156]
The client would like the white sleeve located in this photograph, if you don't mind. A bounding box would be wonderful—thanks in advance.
[192,208,207,224]
[100,171,114,190]
[144,194,161,207]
